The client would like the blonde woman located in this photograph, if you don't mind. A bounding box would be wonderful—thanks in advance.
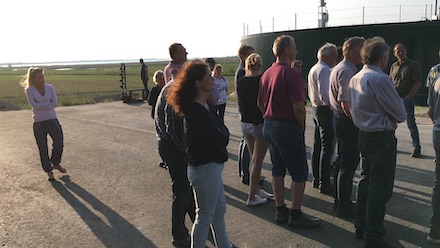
[21,67,66,181]
[148,70,165,119]
[236,53,273,206]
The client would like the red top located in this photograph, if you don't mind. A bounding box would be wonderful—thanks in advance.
[258,62,305,121]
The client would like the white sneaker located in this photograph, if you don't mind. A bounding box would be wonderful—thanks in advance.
[247,195,268,206]
[257,189,274,200]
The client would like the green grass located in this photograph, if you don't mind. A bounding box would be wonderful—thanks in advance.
[0,58,239,110]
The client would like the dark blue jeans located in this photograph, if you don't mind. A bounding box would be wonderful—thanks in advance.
[431,130,440,238]
[237,136,250,181]
[311,106,334,187]
[403,97,421,149]
[356,130,397,245]
[334,115,359,208]
[33,119,63,173]
[158,139,195,243]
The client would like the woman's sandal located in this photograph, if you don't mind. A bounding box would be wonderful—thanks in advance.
[47,172,55,181]
[53,165,67,173]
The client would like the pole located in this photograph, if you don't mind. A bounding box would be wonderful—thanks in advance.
[399,5,402,22]
[295,13,297,30]
[436,0,438,15]
[272,17,274,32]
[363,7,365,25]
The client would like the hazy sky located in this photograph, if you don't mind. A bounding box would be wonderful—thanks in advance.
[1,0,437,64]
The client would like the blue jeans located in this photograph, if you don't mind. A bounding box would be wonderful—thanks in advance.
[334,115,359,208]
[158,139,195,243]
[356,130,397,245]
[431,130,440,238]
[237,136,250,181]
[403,97,421,149]
[311,106,335,187]
[262,120,308,182]
[33,119,63,173]
[188,162,231,248]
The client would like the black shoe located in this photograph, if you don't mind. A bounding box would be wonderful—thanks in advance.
[288,212,322,228]
[241,177,249,185]
[275,208,289,224]
[336,205,356,219]
[172,238,190,248]
[259,178,264,186]
[355,228,364,239]
[320,186,334,196]
[411,148,421,158]
[364,240,398,248]
[158,162,168,169]
[313,179,319,189]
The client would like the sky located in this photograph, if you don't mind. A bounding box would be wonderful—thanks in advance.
[1,0,437,64]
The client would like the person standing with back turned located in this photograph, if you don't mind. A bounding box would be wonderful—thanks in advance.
[329,36,365,218]
[235,44,255,185]
[349,37,406,248]
[426,48,440,245]
[258,35,322,228]
[308,42,339,195]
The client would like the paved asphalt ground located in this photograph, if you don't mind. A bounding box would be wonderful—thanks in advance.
[0,101,438,248]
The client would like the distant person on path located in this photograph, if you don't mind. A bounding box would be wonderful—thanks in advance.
[426,48,440,245]
[148,70,166,169]
[211,64,228,122]
[235,44,254,185]
[167,60,232,248]
[258,35,322,228]
[164,43,188,84]
[308,42,339,195]
[329,36,365,219]
[155,43,195,248]
[236,53,273,206]
[20,67,67,181]
[349,37,406,247]
[389,43,422,158]
[140,58,150,97]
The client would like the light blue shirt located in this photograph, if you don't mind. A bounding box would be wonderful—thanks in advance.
[329,59,358,115]
[349,65,406,132]
[308,61,331,106]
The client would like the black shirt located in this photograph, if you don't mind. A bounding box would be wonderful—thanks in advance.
[237,75,264,124]
[184,102,229,166]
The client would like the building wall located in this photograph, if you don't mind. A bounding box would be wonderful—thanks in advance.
[241,21,440,106]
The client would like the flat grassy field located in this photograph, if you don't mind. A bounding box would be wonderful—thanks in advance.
[0,58,238,110]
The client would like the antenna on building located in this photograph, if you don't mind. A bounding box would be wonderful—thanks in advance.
[318,0,329,28]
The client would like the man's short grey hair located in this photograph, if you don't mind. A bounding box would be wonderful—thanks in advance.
[317,42,337,60]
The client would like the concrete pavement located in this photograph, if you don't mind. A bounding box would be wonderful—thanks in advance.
[0,101,437,248]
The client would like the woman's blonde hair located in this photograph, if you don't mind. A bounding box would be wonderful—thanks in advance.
[153,70,164,84]
[20,67,43,90]
[245,53,263,72]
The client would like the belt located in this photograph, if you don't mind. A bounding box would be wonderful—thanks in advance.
[359,130,395,136]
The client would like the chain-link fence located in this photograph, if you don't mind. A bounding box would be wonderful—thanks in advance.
[243,4,439,35]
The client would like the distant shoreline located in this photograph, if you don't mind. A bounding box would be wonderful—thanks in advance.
[0,56,237,68]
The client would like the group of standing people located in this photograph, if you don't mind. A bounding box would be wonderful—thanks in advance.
[20,34,439,247]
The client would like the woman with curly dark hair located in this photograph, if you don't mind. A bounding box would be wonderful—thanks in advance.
[167,60,232,248]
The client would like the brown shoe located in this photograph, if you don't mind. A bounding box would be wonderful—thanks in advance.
[53,165,67,173]
[47,172,55,181]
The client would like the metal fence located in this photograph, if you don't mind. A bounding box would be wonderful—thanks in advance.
[243,4,439,35]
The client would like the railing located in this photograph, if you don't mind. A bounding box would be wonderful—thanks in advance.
[243,4,439,35]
